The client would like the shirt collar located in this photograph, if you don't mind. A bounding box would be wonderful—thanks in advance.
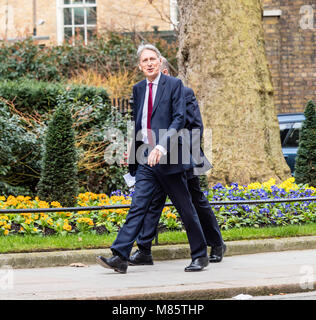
[146,72,161,86]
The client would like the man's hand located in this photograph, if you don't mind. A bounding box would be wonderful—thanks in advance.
[148,148,163,167]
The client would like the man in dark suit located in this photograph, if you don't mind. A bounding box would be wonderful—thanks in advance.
[96,44,209,273]
[129,58,226,267]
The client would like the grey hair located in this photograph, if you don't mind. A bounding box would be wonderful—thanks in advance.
[137,43,162,61]
[160,56,170,73]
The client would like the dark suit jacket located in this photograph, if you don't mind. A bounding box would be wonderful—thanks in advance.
[129,73,189,176]
[184,87,212,176]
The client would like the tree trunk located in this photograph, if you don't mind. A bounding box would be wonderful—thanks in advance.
[177,0,291,186]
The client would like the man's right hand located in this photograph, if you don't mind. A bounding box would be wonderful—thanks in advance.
[148,148,163,167]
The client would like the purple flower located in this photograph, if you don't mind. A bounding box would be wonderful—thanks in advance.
[213,183,224,190]
[277,210,284,218]
[259,208,270,214]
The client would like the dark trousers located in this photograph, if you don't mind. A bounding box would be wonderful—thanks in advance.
[137,174,223,254]
[110,164,207,260]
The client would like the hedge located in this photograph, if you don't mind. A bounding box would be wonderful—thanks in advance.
[0,78,110,114]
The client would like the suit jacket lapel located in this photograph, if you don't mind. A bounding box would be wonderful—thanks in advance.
[136,80,147,128]
[152,73,166,117]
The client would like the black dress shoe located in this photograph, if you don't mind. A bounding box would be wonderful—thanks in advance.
[209,243,227,263]
[128,250,154,266]
[184,256,209,272]
[96,255,128,274]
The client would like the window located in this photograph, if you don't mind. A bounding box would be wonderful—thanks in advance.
[283,122,302,148]
[279,123,292,145]
[57,0,97,45]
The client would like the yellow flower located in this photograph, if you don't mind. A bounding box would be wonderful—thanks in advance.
[63,224,72,231]
[6,196,17,206]
[38,201,49,208]
[4,229,9,236]
[246,182,262,190]
[33,228,38,232]
[89,193,98,200]
[98,193,108,200]
[16,195,25,201]
[262,178,276,191]
[50,201,61,207]
[166,213,177,219]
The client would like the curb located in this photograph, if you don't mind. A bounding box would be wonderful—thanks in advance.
[91,282,316,300]
[1,235,316,269]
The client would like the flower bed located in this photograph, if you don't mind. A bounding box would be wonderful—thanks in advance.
[208,178,315,229]
[0,178,315,236]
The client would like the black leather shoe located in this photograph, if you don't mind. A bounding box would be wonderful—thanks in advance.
[96,255,128,274]
[128,250,154,266]
[184,256,209,272]
[209,243,227,263]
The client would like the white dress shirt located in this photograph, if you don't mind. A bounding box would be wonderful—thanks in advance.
[141,72,167,155]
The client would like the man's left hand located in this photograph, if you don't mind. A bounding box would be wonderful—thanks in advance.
[148,148,163,167]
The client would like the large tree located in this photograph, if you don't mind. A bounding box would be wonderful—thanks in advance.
[177,0,291,186]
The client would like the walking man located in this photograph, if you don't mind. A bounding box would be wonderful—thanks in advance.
[96,44,209,273]
[129,58,226,267]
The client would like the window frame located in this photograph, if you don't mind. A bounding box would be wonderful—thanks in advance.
[281,122,302,148]
[56,0,97,45]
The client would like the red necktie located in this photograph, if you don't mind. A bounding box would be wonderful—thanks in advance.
[147,82,153,146]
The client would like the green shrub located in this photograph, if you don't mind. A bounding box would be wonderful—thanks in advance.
[0,33,179,82]
[0,79,110,114]
[0,38,60,81]
[0,84,131,197]
[37,103,79,207]
[295,100,316,187]
[0,34,138,82]
[0,101,43,195]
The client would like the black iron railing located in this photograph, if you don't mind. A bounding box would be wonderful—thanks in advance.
[1,197,315,214]
[111,97,133,115]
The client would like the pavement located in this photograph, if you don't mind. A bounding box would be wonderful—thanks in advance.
[1,236,316,300]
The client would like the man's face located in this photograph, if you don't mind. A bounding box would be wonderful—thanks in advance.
[139,49,162,81]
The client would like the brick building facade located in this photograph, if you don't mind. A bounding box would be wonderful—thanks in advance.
[0,0,314,113]
[0,0,175,44]
[262,0,316,113]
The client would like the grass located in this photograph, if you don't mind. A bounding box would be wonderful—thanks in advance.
[1,223,316,254]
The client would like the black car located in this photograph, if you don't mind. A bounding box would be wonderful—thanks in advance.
[277,113,305,174]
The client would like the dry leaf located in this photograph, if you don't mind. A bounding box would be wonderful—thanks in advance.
[69,262,87,267]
